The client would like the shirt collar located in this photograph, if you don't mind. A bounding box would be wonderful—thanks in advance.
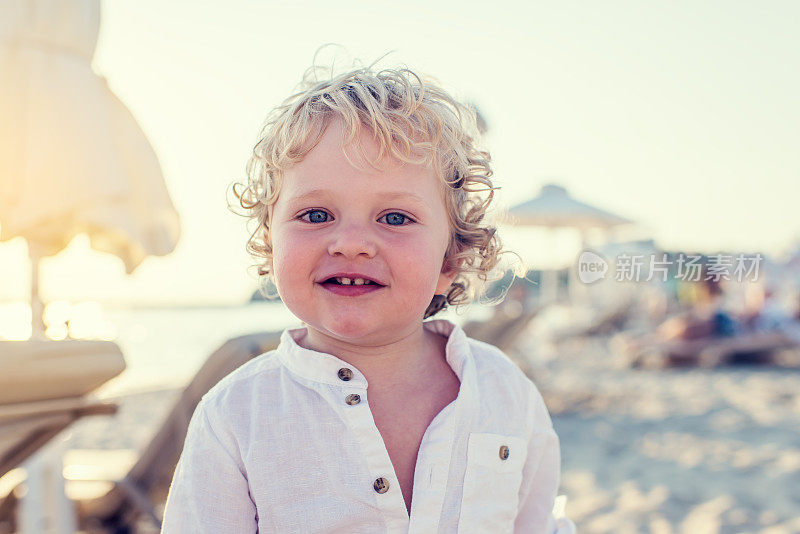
[276,319,474,389]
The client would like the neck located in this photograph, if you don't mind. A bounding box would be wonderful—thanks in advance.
[298,322,446,390]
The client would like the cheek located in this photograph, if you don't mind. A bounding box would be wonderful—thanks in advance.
[390,235,448,281]
[270,228,310,284]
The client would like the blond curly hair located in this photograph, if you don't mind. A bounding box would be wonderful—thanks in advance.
[233,63,503,318]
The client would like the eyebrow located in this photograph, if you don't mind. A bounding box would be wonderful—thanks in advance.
[288,189,430,206]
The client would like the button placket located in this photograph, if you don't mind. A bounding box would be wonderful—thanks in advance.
[330,372,406,529]
[336,367,364,406]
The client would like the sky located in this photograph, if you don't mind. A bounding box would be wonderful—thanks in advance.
[1,0,799,305]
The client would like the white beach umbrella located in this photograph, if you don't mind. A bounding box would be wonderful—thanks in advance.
[506,184,633,302]
[506,183,632,230]
[0,0,180,336]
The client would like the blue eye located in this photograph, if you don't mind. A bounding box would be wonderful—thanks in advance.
[381,212,412,226]
[301,210,330,223]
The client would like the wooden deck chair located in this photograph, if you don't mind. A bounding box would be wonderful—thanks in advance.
[695,331,799,367]
[0,340,124,477]
[0,340,125,531]
[581,301,634,337]
[74,331,282,531]
[463,305,541,370]
[630,331,799,369]
[462,307,543,379]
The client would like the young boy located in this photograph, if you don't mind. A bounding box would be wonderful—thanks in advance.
[161,64,575,533]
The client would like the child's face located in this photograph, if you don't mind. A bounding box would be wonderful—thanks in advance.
[269,119,456,345]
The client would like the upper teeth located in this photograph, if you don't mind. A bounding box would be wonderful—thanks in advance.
[336,277,369,285]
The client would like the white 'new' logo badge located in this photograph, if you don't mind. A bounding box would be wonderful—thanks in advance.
[577,251,608,284]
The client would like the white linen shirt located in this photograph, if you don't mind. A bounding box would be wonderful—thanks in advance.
[161,319,576,533]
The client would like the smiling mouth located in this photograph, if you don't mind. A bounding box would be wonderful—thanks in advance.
[318,276,386,296]
[323,277,382,286]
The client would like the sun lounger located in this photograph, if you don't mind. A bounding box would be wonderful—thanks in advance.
[627,331,799,369]
[463,306,540,352]
[581,301,633,337]
[0,340,125,477]
[463,306,541,377]
[74,331,282,531]
[0,340,126,406]
[0,340,125,531]
[0,398,118,532]
[0,397,118,479]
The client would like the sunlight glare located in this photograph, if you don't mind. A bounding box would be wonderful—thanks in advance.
[0,302,31,341]
[67,301,118,341]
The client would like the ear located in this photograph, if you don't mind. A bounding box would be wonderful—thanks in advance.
[434,256,460,295]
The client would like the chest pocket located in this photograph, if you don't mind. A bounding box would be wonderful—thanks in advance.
[458,432,528,534]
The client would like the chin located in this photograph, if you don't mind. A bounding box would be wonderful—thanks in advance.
[323,316,376,340]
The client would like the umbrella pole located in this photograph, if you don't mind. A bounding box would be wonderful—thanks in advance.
[29,243,46,340]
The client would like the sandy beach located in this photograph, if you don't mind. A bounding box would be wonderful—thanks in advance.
[58,330,800,533]
[529,335,800,534]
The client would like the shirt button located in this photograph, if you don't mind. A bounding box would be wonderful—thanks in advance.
[499,445,510,460]
[345,394,361,405]
[373,477,390,494]
[337,368,353,381]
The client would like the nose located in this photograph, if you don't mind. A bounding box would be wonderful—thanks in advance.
[327,221,377,259]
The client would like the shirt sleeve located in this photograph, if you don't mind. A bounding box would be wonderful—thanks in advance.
[514,384,577,534]
[161,398,258,533]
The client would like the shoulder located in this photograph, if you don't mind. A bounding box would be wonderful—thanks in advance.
[465,336,553,430]
[466,337,532,389]
[199,347,284,415]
